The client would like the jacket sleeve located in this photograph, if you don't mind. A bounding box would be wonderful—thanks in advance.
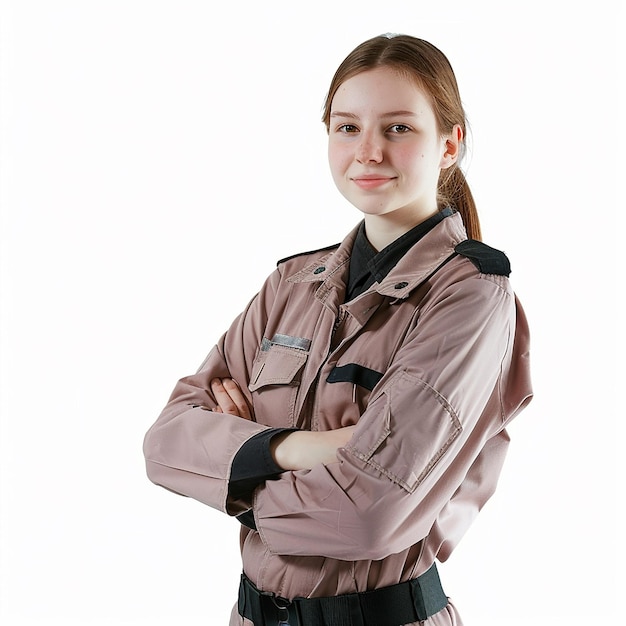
[252,274,533,561]
[142,268,284,515]
[230,427,296,529]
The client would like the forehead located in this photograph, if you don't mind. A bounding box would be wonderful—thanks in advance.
[331,66,433,116]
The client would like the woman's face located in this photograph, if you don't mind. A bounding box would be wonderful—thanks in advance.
[328,66,457,226]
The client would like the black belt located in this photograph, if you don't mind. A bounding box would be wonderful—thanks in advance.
[238,562,448,626]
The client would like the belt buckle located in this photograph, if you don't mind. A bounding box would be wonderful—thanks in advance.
[271,594,297,626]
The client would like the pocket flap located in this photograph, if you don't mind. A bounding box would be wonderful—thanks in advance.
[347,372,462,492]
[249,344,308,392]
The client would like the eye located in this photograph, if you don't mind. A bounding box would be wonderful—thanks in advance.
[336,124,359,134]
[387,124,412,134]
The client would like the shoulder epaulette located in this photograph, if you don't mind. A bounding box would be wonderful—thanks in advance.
[277,243,340,266]
[454,239,511,276]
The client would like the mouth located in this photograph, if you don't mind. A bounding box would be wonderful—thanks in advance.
[351,176,396,190]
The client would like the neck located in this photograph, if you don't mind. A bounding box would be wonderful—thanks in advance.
[363,207,439,251]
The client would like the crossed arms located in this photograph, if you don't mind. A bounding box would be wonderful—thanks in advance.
[209,376,355,471]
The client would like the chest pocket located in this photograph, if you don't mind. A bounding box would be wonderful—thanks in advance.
[326,363,384,391]
[249,334,310,390]
[248,334,310,427]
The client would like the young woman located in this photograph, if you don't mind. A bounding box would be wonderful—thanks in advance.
[143,34,533,625]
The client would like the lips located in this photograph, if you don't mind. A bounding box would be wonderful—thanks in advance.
[351,175,396,190]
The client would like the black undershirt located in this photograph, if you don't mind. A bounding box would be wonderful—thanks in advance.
[346,207,453,302]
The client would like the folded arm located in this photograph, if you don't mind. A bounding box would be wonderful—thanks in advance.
[249,277,532,561]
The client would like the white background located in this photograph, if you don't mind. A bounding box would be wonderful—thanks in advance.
[1,1,623,624]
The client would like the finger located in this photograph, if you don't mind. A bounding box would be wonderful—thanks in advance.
[222,378,253,420]
[210,378,240,416]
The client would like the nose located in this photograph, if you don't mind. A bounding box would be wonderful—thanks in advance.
[356,132,383,164]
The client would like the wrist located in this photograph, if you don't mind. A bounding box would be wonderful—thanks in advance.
[270,430,346,471]
[270,431,299,470]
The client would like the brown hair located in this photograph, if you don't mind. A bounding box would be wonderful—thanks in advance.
[322,34,481,241]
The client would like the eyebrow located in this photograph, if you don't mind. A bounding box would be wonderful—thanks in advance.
[330,110,418,119]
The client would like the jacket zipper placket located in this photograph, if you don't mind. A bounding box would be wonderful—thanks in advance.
[310,306,360,431]
[299,306,348,431]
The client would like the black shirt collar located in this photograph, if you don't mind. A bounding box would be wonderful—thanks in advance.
[346,207,454,302]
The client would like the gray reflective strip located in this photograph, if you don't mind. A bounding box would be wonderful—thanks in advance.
[260,337,273,352]
[271,334,311,351]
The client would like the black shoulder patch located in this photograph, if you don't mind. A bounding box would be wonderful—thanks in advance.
[454,240,511,276]
[277,243,340,266]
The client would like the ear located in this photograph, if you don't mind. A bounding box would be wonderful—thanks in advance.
[440,124,463,169]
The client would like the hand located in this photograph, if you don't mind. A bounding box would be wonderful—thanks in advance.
[210,377,254,420]
[271,425,357,471]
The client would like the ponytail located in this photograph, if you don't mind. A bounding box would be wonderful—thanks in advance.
[439,166,482,241]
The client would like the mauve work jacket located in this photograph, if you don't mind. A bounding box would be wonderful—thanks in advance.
[143,212,533,624]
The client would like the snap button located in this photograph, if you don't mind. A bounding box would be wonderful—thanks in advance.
[313,266,326,275]
[394,281,408,289]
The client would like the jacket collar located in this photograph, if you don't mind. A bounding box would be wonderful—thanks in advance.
[287,212,467,299]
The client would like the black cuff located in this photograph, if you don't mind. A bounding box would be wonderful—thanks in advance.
[229,427,296,500]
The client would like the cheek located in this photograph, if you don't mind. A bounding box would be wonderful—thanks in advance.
[393,146,423,174]
[328,143,350,176]
[394,143,439,176]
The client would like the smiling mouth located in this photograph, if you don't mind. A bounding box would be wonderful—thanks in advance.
[352,177,395,190]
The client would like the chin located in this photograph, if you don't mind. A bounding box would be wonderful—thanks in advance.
[353,204,395,217]
[345,197,389,213]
